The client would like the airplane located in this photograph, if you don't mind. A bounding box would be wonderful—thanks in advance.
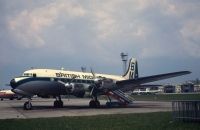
[9,58,191,110]
[0,89,22,100]
[132,86,162,95]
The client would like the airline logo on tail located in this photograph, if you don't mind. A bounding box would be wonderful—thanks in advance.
[123,58,139,79]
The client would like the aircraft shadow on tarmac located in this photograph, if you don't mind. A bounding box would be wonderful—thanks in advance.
[12,104,162,110]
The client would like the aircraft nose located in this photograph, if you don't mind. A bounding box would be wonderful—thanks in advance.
[10,79,16,89]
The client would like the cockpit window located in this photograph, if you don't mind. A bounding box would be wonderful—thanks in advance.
[23,73,33,77]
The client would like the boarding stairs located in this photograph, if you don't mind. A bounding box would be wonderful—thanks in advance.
[106,89,134,106]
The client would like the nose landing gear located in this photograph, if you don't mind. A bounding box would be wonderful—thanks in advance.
[23,99,32,110]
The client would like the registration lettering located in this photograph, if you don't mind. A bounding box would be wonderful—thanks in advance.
[55,72,94,79]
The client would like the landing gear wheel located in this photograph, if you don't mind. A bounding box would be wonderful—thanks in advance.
[1,98,3,101]
[58,100,63,108]
[23,101,32,110]
[95,100,100,108]
[54,100,63,108]
[54,101,59,108]
[89,100,96,108]
[89,100,100,108]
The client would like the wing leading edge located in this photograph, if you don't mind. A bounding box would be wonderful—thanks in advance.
[116,71,191,87]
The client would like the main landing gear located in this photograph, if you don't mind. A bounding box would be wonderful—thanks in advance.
[89,97,100,108]
[54,96,63,108]
[24,98,32,110]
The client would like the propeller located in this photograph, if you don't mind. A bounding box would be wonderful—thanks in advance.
[58,75,77,89]
[89,68,107,97]
[58,75,77,100]
[90,68,118,97]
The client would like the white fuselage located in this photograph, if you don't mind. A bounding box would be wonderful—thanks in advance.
[23,69,125,80]
[11,69,125,97]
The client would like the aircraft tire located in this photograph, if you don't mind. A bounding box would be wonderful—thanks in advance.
[89,100,100,108]
[23,102,32,110]
[58,100,63,108]
[95,100,100,108]
[89,100,96,108]
[1,98,3,101]
[54,101,59,108]
[54,100,63,108]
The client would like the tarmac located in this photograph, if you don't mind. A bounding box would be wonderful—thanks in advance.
[0,98,172,119]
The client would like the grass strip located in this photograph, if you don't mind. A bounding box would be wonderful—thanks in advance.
[0,112,199,130]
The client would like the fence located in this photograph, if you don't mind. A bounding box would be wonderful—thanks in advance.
[172,100,200,122]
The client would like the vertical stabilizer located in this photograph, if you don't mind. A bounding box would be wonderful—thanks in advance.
[122,58,139,79]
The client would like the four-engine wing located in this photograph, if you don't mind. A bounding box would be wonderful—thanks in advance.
[116,71,191,89]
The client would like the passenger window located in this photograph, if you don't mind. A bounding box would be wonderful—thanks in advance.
[78,80,81,83]
[66,79,70,82]
[82,80,86,83]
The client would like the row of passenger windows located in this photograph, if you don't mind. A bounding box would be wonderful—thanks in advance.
[59,78,94,84]
[23,73,93,83]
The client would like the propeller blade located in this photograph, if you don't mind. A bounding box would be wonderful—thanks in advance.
[90,86,94,96]
[58,75,77,87]
[90,67,96,78]
[70,75,77,83]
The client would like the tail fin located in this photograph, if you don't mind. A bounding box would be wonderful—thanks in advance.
[122,58,139,79]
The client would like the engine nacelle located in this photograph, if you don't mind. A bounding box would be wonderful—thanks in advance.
[93,78,115,90]
[68,83,85,98]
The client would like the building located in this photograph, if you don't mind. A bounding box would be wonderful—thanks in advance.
[181,83,194,93]
[163,85,176,93]
[194,84,200,92]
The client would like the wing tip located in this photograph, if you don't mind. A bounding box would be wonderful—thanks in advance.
[184,71,192,74]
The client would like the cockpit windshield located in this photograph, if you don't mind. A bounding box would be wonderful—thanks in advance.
[23,73,36,77]
[23,73,33,77]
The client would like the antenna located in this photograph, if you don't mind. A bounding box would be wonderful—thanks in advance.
[120,52,128,74]
[81,66,86,72]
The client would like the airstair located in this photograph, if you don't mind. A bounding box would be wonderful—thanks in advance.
[106,89,134,106]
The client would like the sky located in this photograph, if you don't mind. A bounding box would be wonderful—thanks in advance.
[0,0,200,89]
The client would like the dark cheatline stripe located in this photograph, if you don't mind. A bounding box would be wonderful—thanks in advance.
[13,77,56,89]
[13,77,94,89]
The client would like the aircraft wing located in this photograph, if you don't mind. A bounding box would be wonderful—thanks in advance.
[115,71,191,90]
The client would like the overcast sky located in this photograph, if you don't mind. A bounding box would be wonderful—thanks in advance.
[0,0,200,88]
